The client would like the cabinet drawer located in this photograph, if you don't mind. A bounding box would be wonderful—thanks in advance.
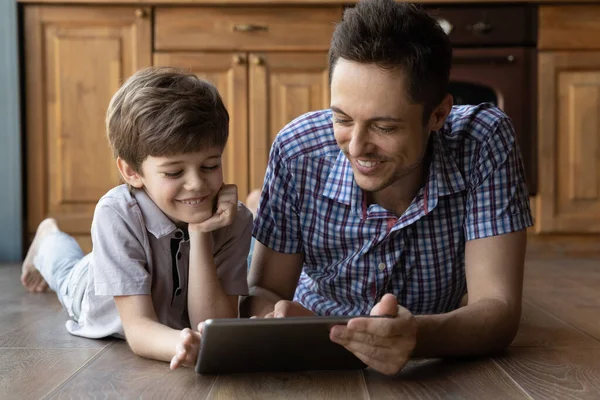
[539,6,600,50]
[155,7,343,51]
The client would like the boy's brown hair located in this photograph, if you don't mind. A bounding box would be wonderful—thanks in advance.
[106,66,229,173]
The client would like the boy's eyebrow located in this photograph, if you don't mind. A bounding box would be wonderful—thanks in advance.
[157,160,183,167]
[330,106,404,123]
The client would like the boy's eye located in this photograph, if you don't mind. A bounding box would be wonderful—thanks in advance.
[163,171,183,178]
[202,165,220,171]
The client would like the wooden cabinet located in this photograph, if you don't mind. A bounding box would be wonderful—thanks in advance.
[536,6,600,233]
[24,6,152,251]
[154,6,341,198]
[23,4,339,250]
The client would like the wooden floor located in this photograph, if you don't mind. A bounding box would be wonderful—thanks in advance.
[1,241,599,399]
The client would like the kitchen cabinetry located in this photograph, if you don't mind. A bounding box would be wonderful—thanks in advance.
[536,5,600,233]
[23,4,340,251]
[24,6,152,251]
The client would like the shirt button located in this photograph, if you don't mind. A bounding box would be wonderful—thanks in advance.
[174,231,183,239]
[378,263,386,271]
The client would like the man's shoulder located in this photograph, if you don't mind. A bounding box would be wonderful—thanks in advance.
[273,109,340,161]
[443,103,514,145]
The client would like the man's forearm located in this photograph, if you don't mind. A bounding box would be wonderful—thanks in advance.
[412,298,521,358]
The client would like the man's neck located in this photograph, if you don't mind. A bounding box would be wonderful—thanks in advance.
[368,153,432,217]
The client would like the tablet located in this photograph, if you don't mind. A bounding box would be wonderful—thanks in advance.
[195,316,369,374]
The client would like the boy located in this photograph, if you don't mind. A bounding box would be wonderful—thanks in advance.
[20,67,253,370]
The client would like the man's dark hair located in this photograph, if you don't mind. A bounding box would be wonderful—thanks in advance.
[328,0,452,122]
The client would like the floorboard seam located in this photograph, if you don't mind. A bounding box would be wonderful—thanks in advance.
[40,340,117,399]
[524,297,600,344]
[491,358,535,400]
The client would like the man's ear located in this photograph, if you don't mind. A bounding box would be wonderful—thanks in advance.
[116,157,144,188]
[428,93,453,132]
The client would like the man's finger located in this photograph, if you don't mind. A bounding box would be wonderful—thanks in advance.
[348,348,403,376]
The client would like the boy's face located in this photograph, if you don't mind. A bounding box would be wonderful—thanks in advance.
[132,148,224,226]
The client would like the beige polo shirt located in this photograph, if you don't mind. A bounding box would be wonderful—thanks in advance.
[65,184,252,339]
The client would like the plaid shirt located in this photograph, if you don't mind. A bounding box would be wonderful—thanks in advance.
[253,104,533,316]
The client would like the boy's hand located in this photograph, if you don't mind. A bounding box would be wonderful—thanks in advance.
[190,184,238,233]
[169,328,202,370]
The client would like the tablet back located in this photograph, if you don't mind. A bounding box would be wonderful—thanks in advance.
[196,317,367,374]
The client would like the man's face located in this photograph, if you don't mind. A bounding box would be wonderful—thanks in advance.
[331,59,433,194]
[133,148,224,226]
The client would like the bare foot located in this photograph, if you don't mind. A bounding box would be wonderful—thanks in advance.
[21,218,59,292]
[245,189,261,217]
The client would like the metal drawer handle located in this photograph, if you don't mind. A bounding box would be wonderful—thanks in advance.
[233,24,268,33]
[467,21,493,36]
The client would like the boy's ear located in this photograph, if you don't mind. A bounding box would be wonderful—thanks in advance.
[116,157,144,188]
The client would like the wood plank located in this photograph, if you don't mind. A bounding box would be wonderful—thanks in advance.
[0,348,100,399]
[47,341,217,399]
[0,308,110,349]
[512,300,600,347]
[495,347,600,399]
[364,359,530,399]
[207,371,368,400]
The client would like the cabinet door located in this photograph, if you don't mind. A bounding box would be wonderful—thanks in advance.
[248,52,330,192]
[153,52,249,198]
[25,6,151,249]
[537,51,600,232]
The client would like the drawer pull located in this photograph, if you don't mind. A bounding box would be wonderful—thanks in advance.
[251,56,263,65]
[135,8,147,19]
[233,24,268,33]
[233,55,246,65]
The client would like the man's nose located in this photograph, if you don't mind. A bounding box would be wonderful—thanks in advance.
[348,125,371,157]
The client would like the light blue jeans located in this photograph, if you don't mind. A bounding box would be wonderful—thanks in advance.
[34,232,88,321]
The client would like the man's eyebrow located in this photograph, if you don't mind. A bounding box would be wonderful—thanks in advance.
[331,106,404,123]
[330,106,348,116]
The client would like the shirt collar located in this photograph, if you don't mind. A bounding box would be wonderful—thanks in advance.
[132,188,178,239]
[322,131,465,218]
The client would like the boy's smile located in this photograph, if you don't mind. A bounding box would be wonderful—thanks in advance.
[120,148,224,226]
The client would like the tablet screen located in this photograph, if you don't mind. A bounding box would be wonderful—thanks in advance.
[196,316,368,374]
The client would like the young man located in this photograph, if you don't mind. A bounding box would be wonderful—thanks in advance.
[21,67,252,369]
[242,0,532,376]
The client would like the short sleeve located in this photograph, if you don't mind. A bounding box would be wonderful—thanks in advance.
[464,117,533,240]
[213,202,253,295]
[91,203,151,296]
[252,139,303,253]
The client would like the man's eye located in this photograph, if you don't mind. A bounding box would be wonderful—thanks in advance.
[375,125,395,134]
[333,117,351,125]
[163,171,183,178]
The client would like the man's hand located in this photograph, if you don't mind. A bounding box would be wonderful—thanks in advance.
[265,300,316,318]
[169,326,202,370]
[189,184,238,233]
[329,294,417,376]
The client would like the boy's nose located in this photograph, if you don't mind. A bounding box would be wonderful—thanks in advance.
[183,173,204,191]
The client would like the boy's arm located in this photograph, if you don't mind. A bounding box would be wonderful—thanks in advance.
[114,294,184,362]
[186,230,238,329]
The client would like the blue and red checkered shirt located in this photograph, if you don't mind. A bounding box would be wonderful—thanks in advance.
[253,103,533,316]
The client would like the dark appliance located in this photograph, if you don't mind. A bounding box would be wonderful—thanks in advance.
[427,5,538,194]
